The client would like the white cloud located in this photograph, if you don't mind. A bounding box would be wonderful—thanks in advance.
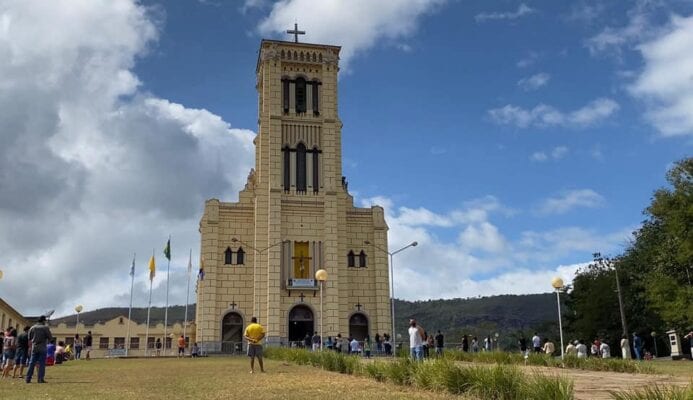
[530,152,548,162]
[0,0,255,316]
[585,9,648,55]
[537,189,605,215]
[256,0,447,70]
[530,146,568,162]
[488,98,619,128]
[517,72,550,91]
[357,195,628,301]
[629,15,693,137]
[551,146,568,159]
[516,51,539,68]
[475,3,536,23]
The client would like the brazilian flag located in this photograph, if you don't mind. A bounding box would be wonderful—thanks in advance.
[164,239,171,261]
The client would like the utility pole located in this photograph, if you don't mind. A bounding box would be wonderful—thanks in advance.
[613,259,629,337]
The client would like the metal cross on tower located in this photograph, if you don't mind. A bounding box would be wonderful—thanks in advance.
[287,23,305,43]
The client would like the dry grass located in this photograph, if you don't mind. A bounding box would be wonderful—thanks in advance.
[0,357,460,400]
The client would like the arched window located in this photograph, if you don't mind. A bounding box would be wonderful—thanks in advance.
[347,251,355,268]
[312,147,319,192]
[283,146,290,191]
[296,143,306,192]
[236,248,245,265]
[282,79,290,113]
[359,251,367,268]
[295,77,306,114]
[281,49,285,59]
[312,81,320,115]
[224,247,233,264]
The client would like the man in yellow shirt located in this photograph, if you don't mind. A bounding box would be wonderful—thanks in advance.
[243,317,265,373]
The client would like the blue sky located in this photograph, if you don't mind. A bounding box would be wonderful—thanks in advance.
[1,0,692,315]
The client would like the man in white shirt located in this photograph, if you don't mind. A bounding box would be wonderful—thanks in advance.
[408,319,424,361]
[532,333,541,353]
[599,341,611,358]
[576,340,587,359]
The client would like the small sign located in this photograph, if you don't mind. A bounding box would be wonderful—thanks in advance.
[290,279,315,288]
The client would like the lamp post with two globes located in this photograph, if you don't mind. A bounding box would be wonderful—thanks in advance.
[315,269,328,351]
[75,305,83,335]
[551,277,566,360]
[364,240,418,354]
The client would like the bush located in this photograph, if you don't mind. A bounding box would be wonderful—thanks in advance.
[266,348,574,400]
[609,384,693,400]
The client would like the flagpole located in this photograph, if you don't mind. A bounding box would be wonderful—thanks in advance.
[145,248,154,357]
[164,235,171,356]
[183,248,192,355]
[126,252,136,357]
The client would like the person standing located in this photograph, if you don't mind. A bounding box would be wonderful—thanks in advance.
[576,340,588,359]
[363,336,372,358]
[471,336,479,353]
[155,338,162,356]
[349,337,360,355]
[542,338,555,356]
[84,331,93,360]
[74,334,82,360]
[311,331,321,352]
[334,334,342,353]
[2,327,17,378]
[484,336,491,352]
[532,333,541,353]
[12,326,29,379]
[408,319,424,361]
[462,334,469,353]
[25,316,53,384]
[177,335,186,358]
[620,335,631,359]
[565,341,577,356]
[599,340,611,358]
[243,317,265,373]
[632,332,643,360]
[435,330,444,356]
[383,333,392,356]
[374,333,382,354]
[518,336,528,356]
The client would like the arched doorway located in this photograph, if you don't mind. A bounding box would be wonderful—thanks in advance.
[288,305,314,345]
[221,312,243,353]
[349,313,369,341]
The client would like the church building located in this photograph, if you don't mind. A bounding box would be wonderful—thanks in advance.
[196,33,390,350]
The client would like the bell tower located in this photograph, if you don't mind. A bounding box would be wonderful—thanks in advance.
[197,29,390,350]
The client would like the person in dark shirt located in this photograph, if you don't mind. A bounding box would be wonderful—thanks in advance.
[435,331,444,356]
[84,331,93,360]
[13,326,29,379]
[25,316,53,383]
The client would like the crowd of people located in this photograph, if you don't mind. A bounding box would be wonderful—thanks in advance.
[294,331,395,356]
[1,315,57,383]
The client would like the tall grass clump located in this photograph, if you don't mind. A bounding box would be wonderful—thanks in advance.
[610,384,693,400]
[266,348,574,400]
[525,373,575,400]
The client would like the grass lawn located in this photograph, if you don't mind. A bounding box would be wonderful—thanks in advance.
[648,359,693,378]
[0,357,459,400]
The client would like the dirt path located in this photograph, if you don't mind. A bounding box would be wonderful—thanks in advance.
[518,365,690,400]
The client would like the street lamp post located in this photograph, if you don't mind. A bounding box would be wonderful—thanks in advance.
[315,269,328,351]
[551,277,566,360]
[364,240,418,355]
[75,305,83,335]
[231,238,285,321]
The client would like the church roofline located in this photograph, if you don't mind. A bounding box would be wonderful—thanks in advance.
[256,39,341,72]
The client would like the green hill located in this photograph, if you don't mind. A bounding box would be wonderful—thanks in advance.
[51,305,195,326]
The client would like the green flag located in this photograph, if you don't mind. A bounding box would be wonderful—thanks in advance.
[164,239,171,260]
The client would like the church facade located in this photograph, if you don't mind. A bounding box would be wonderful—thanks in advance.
[196,38,390,350]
